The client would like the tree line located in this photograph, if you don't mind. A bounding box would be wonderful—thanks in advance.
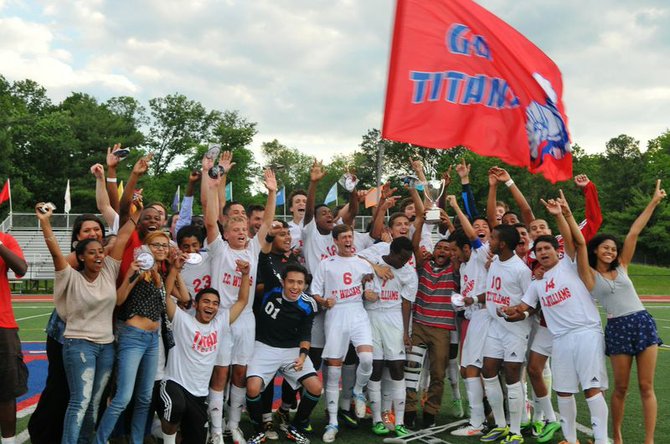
[1,75,668,264]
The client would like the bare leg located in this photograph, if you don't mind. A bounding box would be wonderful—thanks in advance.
[609,354,633,444]
[635,345,658,444]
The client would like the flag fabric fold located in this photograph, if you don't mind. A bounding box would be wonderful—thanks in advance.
[64,180,71,213]
[324,183,338,205]
[172,185,181,213]
[0,179,9,206]
[225,182,233,201]
[382,0,572,182]
[276,186,286,206]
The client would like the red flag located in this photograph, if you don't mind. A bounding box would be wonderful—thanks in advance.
[382,0,572,182]
[0,180,9,205]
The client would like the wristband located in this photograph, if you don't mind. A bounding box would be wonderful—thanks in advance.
[523,310,530,319]
[265,234,275,243]
[106,177,117,183]
[299,347,309,356]
[505,179,514,188]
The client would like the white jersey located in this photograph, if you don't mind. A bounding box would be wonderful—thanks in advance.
[165,308,230,397]
[180,251,212,297]
[302,219,337,274]
[208,234,260,313]
[311,255,380,308]
[288,219,304,251]
[409,223,434,252]
[353,231,375,254]
[358,241,417,268]
[460,241,489,300]
[367,255,418,311]
[485,254,532,338]
[522,257,602,338]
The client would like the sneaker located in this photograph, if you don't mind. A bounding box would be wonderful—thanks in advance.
[520,421,532,436]
[337,408,359,429]
[322,424,338,443]
[537,421,561,443]
[231,427,247,444]
[372,421,390,436]
[263,421,279,440]
[246,430,265,444]
[352,391,367,419]
[531,420,545,437]
[422,412,436,429]
[452,398,465,418]
[303,421,313,433]
[480,426,509,442]
[274,408,291,432]
[210,433,225,444]
[501,434,524,443]
[395,424,410,437]
[286,424,311,444]
[451,423,486,437]
[381,410,395,431]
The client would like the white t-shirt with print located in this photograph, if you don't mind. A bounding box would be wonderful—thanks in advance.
[485,254,532,338]
[208,235,260,313]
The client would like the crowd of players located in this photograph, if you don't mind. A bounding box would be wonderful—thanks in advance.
[0,146,665,444]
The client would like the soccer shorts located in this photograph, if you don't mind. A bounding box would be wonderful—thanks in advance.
[323,306,372,360]
[158,380,208,443]
[483,320,528,363]
[529,323,553,357]
[461,309,492,369]
[310,311,326,349]
[552,328,608,393]
[368,309,405,361]
[246,342,317,390]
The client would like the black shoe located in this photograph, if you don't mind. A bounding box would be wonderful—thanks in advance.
[286,424,310,444]
[337,408,359,429]
[423,412,436,428]
[404,411,417,429]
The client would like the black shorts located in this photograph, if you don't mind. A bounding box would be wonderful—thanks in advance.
[0,328,29,402]
[158,380,208,444]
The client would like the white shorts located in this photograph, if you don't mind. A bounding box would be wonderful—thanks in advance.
[552,328,608,394]
[369,309,405,361]
[461,309,491,368]
[323,306,372,360]
[310,311,326,349]
[247,342,317,390]
[215,324,234,367]
[530,322,553,357]
[216,311,256,366]
[483,320,528,363]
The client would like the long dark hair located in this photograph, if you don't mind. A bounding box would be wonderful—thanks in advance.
[587,234,621,271]
[74,238,103,271]
[71,214,106,252]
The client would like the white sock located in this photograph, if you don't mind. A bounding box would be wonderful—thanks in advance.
[208,388,225,434]
[368,379,382,423]
[483,376,506,428]
[326,365,342,425]
[1,437,16,444]
[531,386,544,422]
[522,379,531,423]
[339,363,356,410]
[391,379,406,426]
[448,358,461,400]
[586,392,609,444]
[228,384,246,430]
[162,432,177,444]
[381,367,393,411]
[543,361,552,393]
[465,377,485,428]
[557,395,577,443]
[354,352,373,394]
[507,382,523,434]
[537,394,557,422]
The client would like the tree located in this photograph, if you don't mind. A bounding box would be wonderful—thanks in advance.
[598,134,645,211]
[260,139,312,193]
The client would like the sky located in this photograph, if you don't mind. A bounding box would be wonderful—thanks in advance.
[1,0,669,162]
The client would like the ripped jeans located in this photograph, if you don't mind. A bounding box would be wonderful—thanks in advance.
[61,338,115,444]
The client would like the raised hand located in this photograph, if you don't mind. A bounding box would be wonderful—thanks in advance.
[188,170,201,184]
[488,167,499,186]
[35,202,54,221]
[455,158,471,181]
[556,189,571,215]
[652,179,667,205]
[441,165,453,188]
[574,174,590,189]
[540,197,562,216]
[264,168,278,192]
[494,167,512,183]
[310,158,326,182]
[132,153,153,175]
[236,259,250,276]
[90,163,105,179]
[201,153,214,173]
[446,194,458,209]
[409,157,424,175]
[219,150,236,174]
[106,143,122,168]
[381,182,398,200]
[269,221,283,237]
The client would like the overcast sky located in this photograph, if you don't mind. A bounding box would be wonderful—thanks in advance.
[1,0,668,162]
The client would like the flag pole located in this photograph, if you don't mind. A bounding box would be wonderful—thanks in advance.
[282,186,287,219]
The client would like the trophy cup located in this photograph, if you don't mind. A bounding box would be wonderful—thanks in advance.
[422,168,446,224]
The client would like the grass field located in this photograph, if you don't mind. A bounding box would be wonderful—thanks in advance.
[12,299,670,444]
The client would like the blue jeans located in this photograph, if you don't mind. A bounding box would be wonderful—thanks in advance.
[61,338,114,444]
[95,324,158,444]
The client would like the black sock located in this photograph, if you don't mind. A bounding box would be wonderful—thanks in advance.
[246,394,263,430]
[282,379,298,408]
[261,380,275,417]
[292,390,320,426]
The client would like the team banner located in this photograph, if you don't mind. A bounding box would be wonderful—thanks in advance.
[382,0,572,183]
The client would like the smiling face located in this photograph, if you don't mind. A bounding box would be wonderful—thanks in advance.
[315,206,335,232]
[78,240,105,273]
[534,240,560,269]
[227,204,246,219]
[272,227,292,254]
[515,226,530,256]
[77,220,104,242]
[529,219,551,240]
[334,229,354,257]
[432,241,450,266]
[495,205,506,223]
[148,204,167,226]
[146,233,171,261]
[195,292,220,323]
[290,194,307,220]
[282,271,306,301]
[224,220,248,249]
[389,215,411,239]
[138,208,162,238]
[502,213,519,225]
[248,210,264,237]
[403,203,416,221]
[594,239,618,267]
[179,235,201,254]
[472,218,490,242]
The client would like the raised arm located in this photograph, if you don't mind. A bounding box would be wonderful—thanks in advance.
[229,260,251,324]
[456,158,479,218]
[495,167,535,226]
[340,177,359,227]
[304,159,325,226]
[541,190,575,260]
[217,151,234,226]
[91,163,118,229]
[109,216,137,261]
[574,174,602,243]
[257,168,278,249]
[174,170,201,235]
[117,260,141,306]
[35,203,67,271]
[620,179,667,268]
[447,195,477,241]
[119,153,152,225]
[204,173,222,245]
[105,143,123,213]
[412,199,427,268]
[166,250,190,304]
[486,167,500,228]
[561,194,596,291]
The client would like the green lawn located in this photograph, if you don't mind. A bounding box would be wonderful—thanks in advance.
[13,302,670,443]
[628,264,670,296]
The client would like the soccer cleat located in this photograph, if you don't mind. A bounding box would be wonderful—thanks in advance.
[381,410,395,431]
[246,430,265,444]
[372,421,390,436]
[531,420,545,437]
[352,391,367,419]
[274,408,291,432]
[322,424,338,443]
[263,421,279,440]
[501,434,524,443]
[480,425,509,442]
[394,424,410,438]
[422,412,436,429]
[520,421,533,436]
[286,424,311,444]
[337,408,359,429]
[231,427,247,444]
[451,423,486,436]
[210,432,225,444]
[537,421,561,443]
[452,398,465,418]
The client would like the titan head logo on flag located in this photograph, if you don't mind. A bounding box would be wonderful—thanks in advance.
[382,0,572,183]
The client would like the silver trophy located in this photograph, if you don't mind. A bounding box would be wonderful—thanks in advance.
[422,169,446,224]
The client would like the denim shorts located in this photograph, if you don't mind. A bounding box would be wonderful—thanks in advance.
[605,310,663,356]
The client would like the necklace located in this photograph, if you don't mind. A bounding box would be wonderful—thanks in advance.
[600,271,617,294]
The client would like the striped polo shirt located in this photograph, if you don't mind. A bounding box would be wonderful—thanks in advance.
[413,260,458,330]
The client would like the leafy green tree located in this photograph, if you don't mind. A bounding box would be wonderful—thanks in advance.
[261,139,312,193]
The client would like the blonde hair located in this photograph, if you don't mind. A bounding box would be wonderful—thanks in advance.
[143,230,171,245]
[224,216,248,232]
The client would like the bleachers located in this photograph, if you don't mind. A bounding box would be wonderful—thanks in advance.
[7,229,72,281]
